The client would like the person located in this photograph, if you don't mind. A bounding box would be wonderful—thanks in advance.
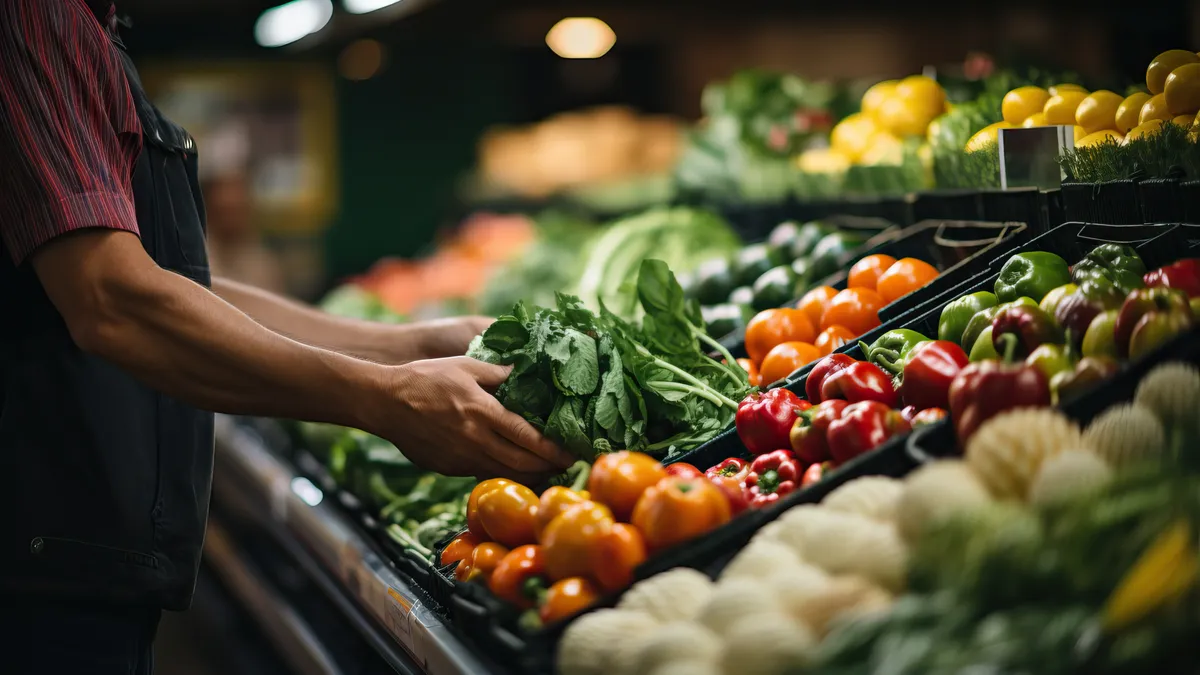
[0,1,570,672]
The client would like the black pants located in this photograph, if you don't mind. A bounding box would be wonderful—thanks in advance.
[0,599,161,674]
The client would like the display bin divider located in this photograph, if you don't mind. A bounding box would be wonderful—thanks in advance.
[911,189,984,222]
[1182,181,1200,223]
[1138,178,1184,224]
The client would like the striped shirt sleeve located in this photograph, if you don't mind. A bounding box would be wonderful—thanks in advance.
[0,0,142,265]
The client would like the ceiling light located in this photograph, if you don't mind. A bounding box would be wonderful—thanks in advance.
[344,0,404,13]
[254,0,334,48]
[546,17,616,59]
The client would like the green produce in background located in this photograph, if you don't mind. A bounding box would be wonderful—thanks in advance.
[319,284,404,323]
[575,207,741,320]
[729,285,755,307]
[689,257,736,306]
[939,291,998,344]
[994,252,1072,304]
[806,231,867,284]
[765,221,801,261]
[733,243,784,287]
[789,221,834,260]
[969,325,1000,361]
[751,265,798,311]
[701,303,753,339]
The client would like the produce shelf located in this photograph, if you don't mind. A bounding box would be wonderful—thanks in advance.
[212,415,501,675]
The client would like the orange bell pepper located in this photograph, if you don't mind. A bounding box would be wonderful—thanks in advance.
[439,531,480,568]
[539,577,600,624]
[588,451,666,522]
[477,482,539,547]
[631,475,732,551]
[542,500,616,581]
[488,545,548,609]
[536,461,592,540]
[466,478,512,539]
[593,523,647,593]
[454,542,510,583]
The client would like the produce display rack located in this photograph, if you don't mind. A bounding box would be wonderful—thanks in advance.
[211,415,505,675]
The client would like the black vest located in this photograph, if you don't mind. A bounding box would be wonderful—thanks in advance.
[0,11,214,611]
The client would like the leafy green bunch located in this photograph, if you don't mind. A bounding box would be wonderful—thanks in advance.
[1059,121,1200,183]
[469,259,753,461]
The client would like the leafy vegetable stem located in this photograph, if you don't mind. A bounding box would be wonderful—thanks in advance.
[371,473,407,519]
[693,327,748,386]
[632,343,738,408]
[648,380,734,410]
[386,524,433,558]
[566,460,592,492]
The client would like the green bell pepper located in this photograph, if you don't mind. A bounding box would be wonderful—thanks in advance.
[1070,243,1146,295]
[860,329,930,375]
[938,291,998,345]
[994,252,1072,304]
[969,326,999,361]
[806,231,865,283]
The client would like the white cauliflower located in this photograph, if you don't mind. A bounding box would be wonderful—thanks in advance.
[719,612,816,675]
[787,574,892,637]
[822,476,903,522]
[1028,449,1113,507]
[617,568,715,623]
[558,609,660,675]
[1082,403,1166,468]
[768,507,908,592]
[628,622,722,675]
[696,578,782,635]
[895,460,993,544]
[965,408,1081,500]
[720,539,803,582]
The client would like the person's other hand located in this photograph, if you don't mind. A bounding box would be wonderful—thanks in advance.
[413,315,494,359]
[372,356,573,482]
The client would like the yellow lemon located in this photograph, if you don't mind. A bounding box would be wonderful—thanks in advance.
[1073,125,1088,142]
[965,121,1013,152]
[1002,86,1051,125]
[1048,83,1086,96]
[1164,63,1200,115]
[1075,129,1123,148]
[1139,94,1172,124]
[1022,112,1049,127]
[1147,50,1200,95]
[1074,90,1124,133]
[877,97,929,137]
[1115,93,1152,133]
[1043,91,1089,125]
[830,113,879,162]
[1172,114,1196,127]
[861,80,898,120]
[859,131,906,166]
[797,147,852,174]
[1124,119,1166,144]
[885,75,946,135]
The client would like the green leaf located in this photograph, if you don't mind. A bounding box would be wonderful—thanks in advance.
[554,330,600,396]
[480,314,530,353]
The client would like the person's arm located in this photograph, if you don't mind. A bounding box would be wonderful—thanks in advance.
[211,277,492,364]
[0,0,570,482]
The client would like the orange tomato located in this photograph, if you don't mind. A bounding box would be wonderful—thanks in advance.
[587,452,667,522]
[539,577,601,624]
[796,286,838,328]
[820,288,884,336]
[745,308,816,365]
[814,325,856,356]
[876,258,939,304]
[759,341,821,385]
[466,478,513,539]
[736,358,762,387]
[847,254,898,291]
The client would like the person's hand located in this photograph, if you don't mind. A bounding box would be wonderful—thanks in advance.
[371,356,574,483]
[413,315,495,359]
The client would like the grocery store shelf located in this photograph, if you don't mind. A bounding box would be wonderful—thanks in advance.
[212,415,493,675]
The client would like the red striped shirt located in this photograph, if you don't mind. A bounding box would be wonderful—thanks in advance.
[0,0,141,265]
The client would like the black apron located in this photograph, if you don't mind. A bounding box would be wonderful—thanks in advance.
[0,8,214,611]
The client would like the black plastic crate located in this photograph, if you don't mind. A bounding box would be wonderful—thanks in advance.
[979,187,1049,232]
[716,220,1030,361]
[911,190,984,222]
[1062,180,1144,225]
[1139,178,1184,224]
[1183,181,1200,223]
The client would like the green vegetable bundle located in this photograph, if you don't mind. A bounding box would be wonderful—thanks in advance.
[469,259,754,461]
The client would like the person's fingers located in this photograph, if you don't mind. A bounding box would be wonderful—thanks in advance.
[487,402,576,468]
[459,358,513,391]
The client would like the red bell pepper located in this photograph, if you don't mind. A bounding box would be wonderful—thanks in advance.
[736,389,811,455]
[1114,287,1194,358]
[743,450,802,508]
[788,399,848,464]
[910,407,947,428]
[800,461,834,487]
[664,462,702,479]
[708,474,750,515]
[705,457,749,483]
[1144,259,1200,298]
[826,401,911,464]
[806,353,856,404]
[947,332,1052,444]
[820,361,900,407]
[900,340,969,411]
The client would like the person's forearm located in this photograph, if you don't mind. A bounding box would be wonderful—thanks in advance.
[212,277,426,364]
[85,269,393,428]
